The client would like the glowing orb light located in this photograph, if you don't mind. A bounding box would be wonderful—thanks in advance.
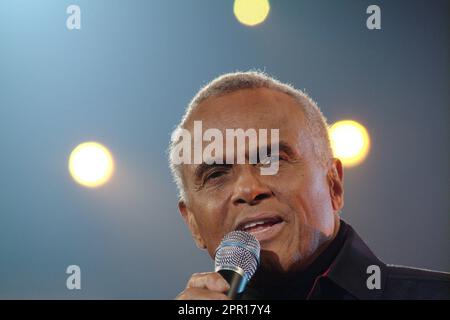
[234,0,270,26]
[68,141,114,188]
[329,120,370,167]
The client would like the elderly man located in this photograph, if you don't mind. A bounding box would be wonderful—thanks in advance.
[169,71,450,300]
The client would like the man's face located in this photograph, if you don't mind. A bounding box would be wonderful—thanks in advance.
[178,88,344,271]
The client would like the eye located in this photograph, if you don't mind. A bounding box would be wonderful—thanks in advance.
[204,168,229,181]
[259,154,281,167]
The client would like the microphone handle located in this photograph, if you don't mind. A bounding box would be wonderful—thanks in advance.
[218,269,246,299]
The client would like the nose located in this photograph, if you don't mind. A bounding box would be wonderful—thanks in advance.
[231,165,273,206]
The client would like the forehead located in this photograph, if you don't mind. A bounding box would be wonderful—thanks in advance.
[179,88,316,196]
[185,87,307,134]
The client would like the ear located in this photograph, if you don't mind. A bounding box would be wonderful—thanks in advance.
[178,200,207,250]
[327,158,344,213]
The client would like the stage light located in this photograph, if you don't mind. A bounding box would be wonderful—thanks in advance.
[329,120,370,167]
[234,0,270,26]
[68,141,114,188]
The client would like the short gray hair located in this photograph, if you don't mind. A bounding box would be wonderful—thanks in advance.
[168,71,333,201]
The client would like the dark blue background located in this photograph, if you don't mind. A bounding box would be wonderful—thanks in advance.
[0,0,448,298]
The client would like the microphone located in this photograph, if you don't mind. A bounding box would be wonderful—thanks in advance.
[214,230,260,299]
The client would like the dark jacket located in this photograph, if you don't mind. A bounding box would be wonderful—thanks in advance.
[240,222,450,300]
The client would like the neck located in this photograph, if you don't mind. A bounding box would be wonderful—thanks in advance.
[295,217,341,271]
[245,219,346,299]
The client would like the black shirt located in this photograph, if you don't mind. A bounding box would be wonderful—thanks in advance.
[238,220,450,300]
[239,220,348,300]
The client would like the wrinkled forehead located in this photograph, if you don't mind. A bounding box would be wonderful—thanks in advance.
[175,89,315,177]
[184,88,308,138]
[176,89,316,196]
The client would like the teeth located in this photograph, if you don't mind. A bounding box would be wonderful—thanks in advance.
[243,220,268,230]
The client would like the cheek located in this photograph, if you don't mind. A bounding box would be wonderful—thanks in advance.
[192,191,231,252]
[196,200,224,231]
[299,173,335,234]
[275,168,333,224]
[200,188,230,225]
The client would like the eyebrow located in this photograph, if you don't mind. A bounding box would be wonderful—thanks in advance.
[268,140,297,159]
[192,140,299,179]
[194,162,231,180]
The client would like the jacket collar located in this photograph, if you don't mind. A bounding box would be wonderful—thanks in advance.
[314,222,387,299]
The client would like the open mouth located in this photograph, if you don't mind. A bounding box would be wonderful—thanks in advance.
[238,217,283,233]
[235,216,285,241]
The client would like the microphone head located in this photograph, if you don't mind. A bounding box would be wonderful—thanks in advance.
[214,230,260,282]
